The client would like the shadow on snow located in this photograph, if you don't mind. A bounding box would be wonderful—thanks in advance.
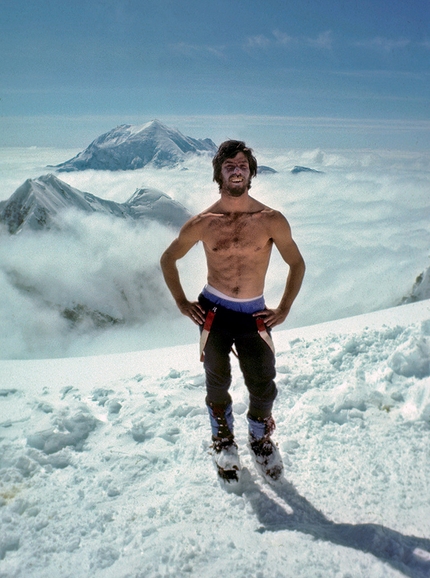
[243,473,430,578]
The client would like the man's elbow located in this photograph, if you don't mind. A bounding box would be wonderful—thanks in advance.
[292,255,306,274]
[289,257,306,285]
[300,256,306,275]
[160,250,173,272]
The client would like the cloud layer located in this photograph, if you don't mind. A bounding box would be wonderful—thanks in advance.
[0,146,429,359]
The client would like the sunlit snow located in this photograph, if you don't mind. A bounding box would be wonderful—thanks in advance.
[0,301,429,577]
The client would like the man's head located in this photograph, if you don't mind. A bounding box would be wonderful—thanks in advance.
[212,140,258,193]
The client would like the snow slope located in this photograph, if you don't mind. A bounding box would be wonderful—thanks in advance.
[1,300,429,577]
[53,120,217,172]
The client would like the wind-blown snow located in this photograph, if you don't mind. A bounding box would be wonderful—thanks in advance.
[0,301,429,577]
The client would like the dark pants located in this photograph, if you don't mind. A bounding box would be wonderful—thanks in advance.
[199,294,277,419]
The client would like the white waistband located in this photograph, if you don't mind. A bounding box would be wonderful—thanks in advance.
[204,284,264,303]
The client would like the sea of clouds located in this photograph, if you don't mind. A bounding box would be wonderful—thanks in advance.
[1,146,429,359]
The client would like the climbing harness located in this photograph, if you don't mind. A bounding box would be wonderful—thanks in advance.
[199,307,275,361]
[200,307,217,361]
[255,317,276,356]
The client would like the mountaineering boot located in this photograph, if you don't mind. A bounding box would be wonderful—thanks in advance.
[207,401,241,483]
[211,437,241,483]
[247,413,283,481]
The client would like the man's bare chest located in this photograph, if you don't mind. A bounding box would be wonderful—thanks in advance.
[202,214,271,255]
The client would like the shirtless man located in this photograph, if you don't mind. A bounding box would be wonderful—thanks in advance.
[160,140,305,482]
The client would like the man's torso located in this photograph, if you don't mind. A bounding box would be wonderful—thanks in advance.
[197,207,277,298]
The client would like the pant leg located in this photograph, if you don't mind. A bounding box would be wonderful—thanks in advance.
[203,328,235,407]
[206,400,234,439]
[235,330,277,419]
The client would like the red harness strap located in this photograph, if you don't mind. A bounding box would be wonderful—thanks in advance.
[255,317,276,355]
[200,310,275,362]
[199,308,217,362]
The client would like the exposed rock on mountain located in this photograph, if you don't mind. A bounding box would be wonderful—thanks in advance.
[401,267,430,304]
[0,174,191,234]
[52,120,218,172]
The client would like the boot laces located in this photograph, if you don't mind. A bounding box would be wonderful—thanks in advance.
[212,437,236,453]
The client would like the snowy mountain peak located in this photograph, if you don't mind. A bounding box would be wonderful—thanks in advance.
[52,120,218,172]
[0,174,191,234]
[291,165,323,174]
[0,174,94,233]
[126,187,191,228]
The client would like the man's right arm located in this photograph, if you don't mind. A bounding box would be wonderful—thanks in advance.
[160,218,206,325]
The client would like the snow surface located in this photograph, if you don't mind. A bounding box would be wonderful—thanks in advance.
[1,300,430,577]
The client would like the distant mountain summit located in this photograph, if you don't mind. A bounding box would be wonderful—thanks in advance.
[291,166,323,174]
[52,120,218,172]
[257,165,277,174]
[0,174,191,234]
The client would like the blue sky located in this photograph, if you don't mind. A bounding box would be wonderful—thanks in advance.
[1,0,429,149]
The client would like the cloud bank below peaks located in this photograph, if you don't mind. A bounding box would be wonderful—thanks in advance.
[0,204,199,359]
[0,169,196,354]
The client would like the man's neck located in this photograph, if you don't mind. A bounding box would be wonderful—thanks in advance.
[217,189,253,213]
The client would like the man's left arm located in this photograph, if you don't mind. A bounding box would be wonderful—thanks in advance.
[255,212,305,328]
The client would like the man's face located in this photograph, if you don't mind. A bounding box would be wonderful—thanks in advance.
[220,152,251,197]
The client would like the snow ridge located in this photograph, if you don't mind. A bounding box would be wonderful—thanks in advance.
[52,119,218,172]
[0,174,191,233]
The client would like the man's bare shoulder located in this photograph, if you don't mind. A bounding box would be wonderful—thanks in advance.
[181,211,219,233]
[259,206,289,223]
[177,210,220,243]
[256,207,292,238]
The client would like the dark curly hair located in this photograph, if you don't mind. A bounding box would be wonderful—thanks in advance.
[212,140,258,189]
